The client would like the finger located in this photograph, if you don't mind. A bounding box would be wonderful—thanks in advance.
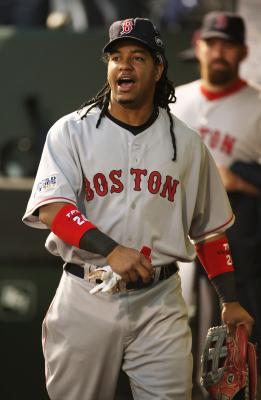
[226,324,236,336]
[136,264,154,283]
[239,321,253,336]
[128,269,139,283]
[140,254,153,272]
[121,272,131,282]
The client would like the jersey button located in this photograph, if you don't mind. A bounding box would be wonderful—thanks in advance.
[131,203,136,209]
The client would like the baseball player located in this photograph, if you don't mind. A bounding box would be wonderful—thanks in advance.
[171,11,261,393]
[23,17,253,400]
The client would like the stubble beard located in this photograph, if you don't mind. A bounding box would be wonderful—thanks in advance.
[117,93,145,109]
[118,98,135,105]
[208,63,237,86]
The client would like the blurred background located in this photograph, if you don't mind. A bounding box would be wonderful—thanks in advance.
[0,0,260,399]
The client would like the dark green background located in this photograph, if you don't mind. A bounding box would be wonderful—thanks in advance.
[0,27,198,148]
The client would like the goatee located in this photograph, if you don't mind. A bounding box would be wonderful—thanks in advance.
[209,69,235,85]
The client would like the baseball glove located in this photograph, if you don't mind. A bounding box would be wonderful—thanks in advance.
[201,324,257,400]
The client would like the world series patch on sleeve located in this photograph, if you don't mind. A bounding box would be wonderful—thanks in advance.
[201,324,257,400]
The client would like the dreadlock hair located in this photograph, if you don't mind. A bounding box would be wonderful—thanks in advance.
[78,54,177,161]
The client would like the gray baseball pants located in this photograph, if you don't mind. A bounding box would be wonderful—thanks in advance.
[42,270,193,400]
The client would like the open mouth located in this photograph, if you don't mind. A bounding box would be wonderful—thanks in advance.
[117,77,135,91]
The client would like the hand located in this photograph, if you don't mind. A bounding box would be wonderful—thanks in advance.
[217,165,259,195]
[221,301,254,335]
[106,245,153,283]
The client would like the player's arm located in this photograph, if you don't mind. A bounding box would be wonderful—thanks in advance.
[195,232,254,334]
[217,165,260,196]
[39,201,119,256]
[39,202,153,283]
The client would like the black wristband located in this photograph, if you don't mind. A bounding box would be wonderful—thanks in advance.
[210,272,238,303]
[79,228,119,257]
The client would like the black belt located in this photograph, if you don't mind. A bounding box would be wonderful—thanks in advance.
[65,262,178,290]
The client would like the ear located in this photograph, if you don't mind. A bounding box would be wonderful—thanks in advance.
[239,44,248,62]
[194,39,203,61]
[155,62,164,82]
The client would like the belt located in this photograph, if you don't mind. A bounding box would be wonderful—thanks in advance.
[64,262,178,291]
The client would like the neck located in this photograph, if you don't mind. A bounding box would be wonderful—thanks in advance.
[201,76,240,93]
[200,77,247,101]
[108,101,154,126]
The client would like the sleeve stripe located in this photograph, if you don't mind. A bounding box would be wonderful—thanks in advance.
[190,213,235,241]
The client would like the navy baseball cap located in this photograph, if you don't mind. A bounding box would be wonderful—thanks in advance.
[199,11,245,44]
[103,18,166,64]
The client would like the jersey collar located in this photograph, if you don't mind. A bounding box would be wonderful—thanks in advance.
[200,78,247,101]
[105,106,159,135]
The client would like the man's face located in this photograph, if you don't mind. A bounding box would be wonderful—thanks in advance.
[107,41,163,109]
[195,38,247,85]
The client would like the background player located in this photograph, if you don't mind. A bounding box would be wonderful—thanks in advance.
[23,17,253,400]
[171,11,261,395]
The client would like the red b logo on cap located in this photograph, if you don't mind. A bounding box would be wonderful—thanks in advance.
[121,19,134,34]
[215,15,228,29]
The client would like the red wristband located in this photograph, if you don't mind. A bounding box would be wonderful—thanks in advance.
[51,204,96,248]
[195,236,234,279]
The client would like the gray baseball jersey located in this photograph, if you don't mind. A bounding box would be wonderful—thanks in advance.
[23,106,235,400]
[171,79,261,393]
[171,79,261,166]
[23,106,233,266]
